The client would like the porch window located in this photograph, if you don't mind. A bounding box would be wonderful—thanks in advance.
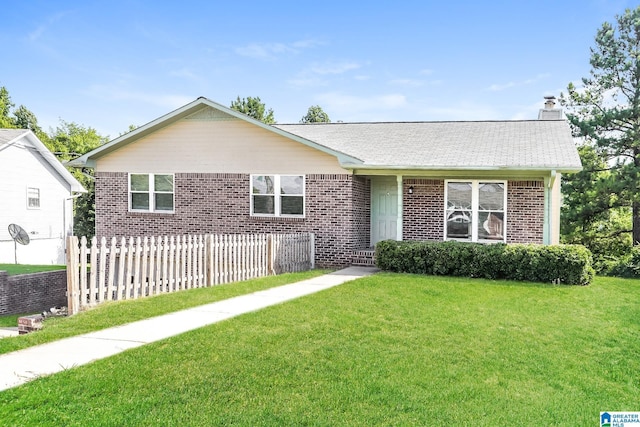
[129,173,174,212]
[251,175,304,217]
[445,180,506,242]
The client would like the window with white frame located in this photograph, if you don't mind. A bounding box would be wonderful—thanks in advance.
[445,181,506,242]
[27,187,40,209]
[129,173,174,212]
[251,175,304,217]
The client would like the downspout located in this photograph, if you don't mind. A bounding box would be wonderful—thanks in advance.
[542,170,557,245]
[397,175,403,241]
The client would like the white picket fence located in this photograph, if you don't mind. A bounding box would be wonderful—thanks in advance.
[66,233,315,315]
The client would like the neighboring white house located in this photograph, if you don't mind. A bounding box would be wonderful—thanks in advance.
[0,129,86,265]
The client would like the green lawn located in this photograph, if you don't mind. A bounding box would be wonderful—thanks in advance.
[0,270,328,355]
[0,263,66,275]
[0,273,638,426]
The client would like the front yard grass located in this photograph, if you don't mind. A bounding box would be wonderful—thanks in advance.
[0,264,65,275]
[0,273,638,426]
[0,270,328,355]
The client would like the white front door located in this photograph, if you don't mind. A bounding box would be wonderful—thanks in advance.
[371,178,398,245]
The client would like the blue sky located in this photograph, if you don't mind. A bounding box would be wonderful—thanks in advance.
[1,0,634,139]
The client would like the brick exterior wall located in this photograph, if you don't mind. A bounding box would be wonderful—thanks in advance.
[0,270,67,315]
[402,178,544,244]
[403,179,446,241]
[352,176,371,249]
[506,180,544,244]
[95,173,546,268]
[95,172,369,268]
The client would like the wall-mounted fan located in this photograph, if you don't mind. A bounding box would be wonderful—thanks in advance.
[8,224,30,264]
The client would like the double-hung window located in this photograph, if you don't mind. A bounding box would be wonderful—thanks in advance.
[129,173,174,213]
[251,175,304,217]
[27,187,40,209]
[445,180,506,242]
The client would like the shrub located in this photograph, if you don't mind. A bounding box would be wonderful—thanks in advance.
[375,240,594,285]
[605,245,640,278]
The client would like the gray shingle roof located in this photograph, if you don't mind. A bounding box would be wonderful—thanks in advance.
[0,129,29,144]
[275,120,581,171]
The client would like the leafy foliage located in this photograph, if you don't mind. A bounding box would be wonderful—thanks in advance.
[230,96,275,124]
[560,6,640,246]
[300,105,330,123]
[561,144,632,270]
[375,240,595,285]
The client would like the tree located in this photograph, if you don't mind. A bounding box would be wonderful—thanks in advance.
[300,105,330,123]
[560,6,640,245]
[48,121,107,237]
[0,86,16,128]
[13,105,41,134]
[230,96,275,124]
[561,144,631,266]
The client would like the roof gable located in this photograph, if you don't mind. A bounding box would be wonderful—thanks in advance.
[0,129,86,192]
[68,97,361,168]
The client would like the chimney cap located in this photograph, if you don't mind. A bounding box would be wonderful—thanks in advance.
[539,95,563,120]
[543,96,556,109]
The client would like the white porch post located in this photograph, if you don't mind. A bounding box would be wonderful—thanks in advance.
[396,175,403,241]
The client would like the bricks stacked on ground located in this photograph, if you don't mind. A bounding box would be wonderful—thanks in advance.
[0,270,67,316]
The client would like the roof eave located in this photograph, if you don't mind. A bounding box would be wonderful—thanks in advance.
[343,164,583,173]
[20,131,87,193]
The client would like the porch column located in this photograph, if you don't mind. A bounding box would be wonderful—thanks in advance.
[396,175,403,241]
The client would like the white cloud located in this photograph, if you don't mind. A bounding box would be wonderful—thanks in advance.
[419,68,434,75]
[487,73,551,91]
[389,78,424,87]
[235,39,321,60]
[28,11,69,41]
[86,85,194,109]
[309,61,361,75]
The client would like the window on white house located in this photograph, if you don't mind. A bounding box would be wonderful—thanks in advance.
[129,174,174,212]
[27,187,40,209]
[251,175,304,217]
[445,181,506,242]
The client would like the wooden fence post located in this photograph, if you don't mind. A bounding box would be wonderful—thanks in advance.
[66,236,79,315]
[309,233,315,269]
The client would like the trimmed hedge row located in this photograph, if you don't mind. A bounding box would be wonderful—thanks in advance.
[375,240,595,285]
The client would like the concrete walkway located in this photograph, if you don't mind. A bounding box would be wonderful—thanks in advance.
[0,266,377,392]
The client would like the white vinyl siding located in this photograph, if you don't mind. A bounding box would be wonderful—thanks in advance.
[251,175,305,217]
[96,119,346,174]
[129,173,174,213]
[445,180,506,243]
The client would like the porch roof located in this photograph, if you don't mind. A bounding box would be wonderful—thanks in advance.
[275,120,582,172]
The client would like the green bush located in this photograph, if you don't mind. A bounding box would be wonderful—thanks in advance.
[375,240,595,285]
[605,246,640,278]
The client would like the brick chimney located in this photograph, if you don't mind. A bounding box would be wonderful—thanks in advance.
[538,96,563,120]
